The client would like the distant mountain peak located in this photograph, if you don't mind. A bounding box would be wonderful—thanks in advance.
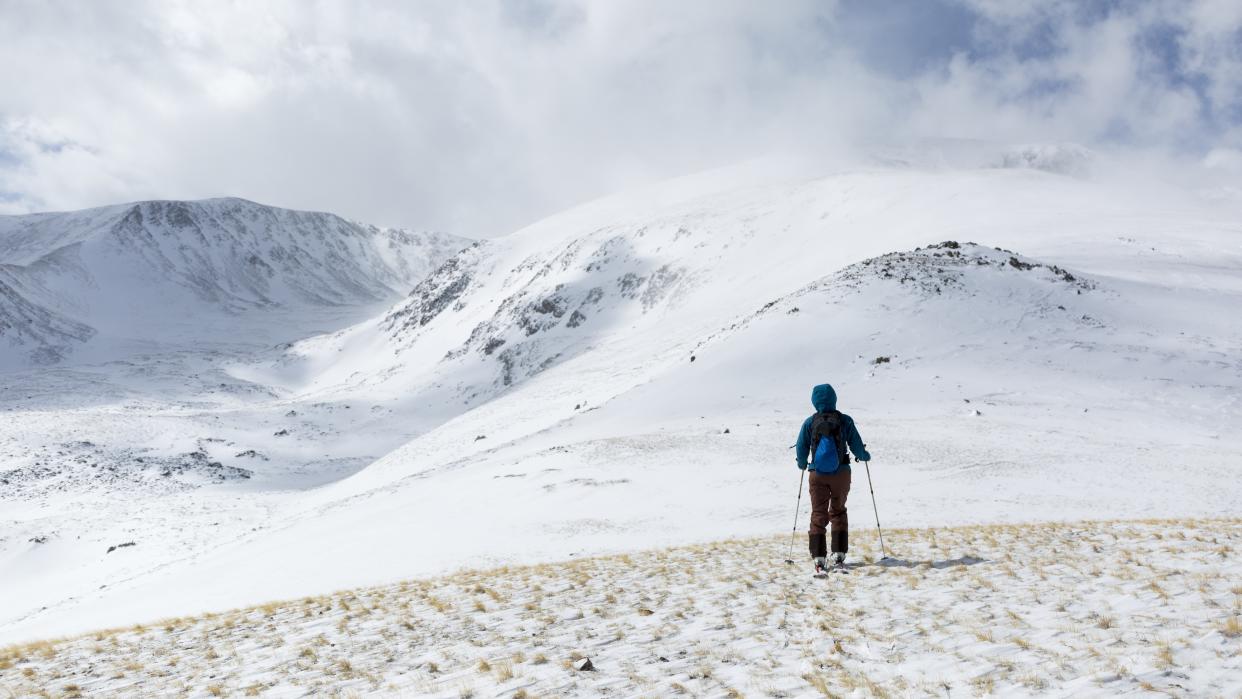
[0,198,469,367]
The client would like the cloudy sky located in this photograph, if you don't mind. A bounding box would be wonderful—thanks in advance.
[2,0,1240,236]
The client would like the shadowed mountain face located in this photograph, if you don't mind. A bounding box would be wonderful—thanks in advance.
[0,198,468,366]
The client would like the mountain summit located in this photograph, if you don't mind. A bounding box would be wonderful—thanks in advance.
[0,198,467,366]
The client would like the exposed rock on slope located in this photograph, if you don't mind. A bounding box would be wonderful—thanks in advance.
[0,440,253,499]
[377,229,693,389]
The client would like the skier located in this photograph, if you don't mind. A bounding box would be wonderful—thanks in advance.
[795,383,870,574]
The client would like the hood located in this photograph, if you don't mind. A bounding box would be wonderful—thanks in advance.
[811,383,837,412]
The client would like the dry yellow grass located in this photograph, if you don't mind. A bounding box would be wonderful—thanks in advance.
[1220,615,1242,638]
[0,517,1236,698]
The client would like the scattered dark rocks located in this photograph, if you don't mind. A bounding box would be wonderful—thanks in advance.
[106,541,136,554]
[273,429,290,437]
[497,347,518,386]
[517,293,570,336]
[391,256,473,329]
[534,296,566,316]
[2,441,253,499]
[873,356,891,364]
[640,265,683,309]
[572,657,594,672]
[617,272,646,298]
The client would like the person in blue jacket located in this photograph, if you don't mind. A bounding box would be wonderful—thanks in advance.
[795,383,870,571]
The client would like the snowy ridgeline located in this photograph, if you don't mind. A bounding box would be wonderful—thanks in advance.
[0,240,1107,500]
[0,518,1237,697]
[0,198,467,366]
[296,214,1118,409]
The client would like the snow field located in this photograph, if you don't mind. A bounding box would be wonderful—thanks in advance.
[1,517,1237,698]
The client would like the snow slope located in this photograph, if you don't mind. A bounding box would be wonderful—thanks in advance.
[0,198,466,366]
[3,518,1238,698]
[2,160,1240,647]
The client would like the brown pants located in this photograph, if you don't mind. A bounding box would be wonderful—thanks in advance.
[808,469,851,555]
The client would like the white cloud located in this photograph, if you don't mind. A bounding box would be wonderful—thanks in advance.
[0,0,1239,235]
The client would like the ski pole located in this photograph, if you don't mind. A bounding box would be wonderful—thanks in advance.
[863,460,890,559]
[784,466,807,564]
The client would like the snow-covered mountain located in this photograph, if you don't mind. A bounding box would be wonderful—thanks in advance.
[0,198,467,366]
[2,158,1240,648]
[252,164,1240,455]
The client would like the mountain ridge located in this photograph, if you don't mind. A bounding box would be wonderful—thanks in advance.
[0,197,469,366]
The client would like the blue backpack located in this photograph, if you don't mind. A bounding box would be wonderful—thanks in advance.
[809,410,850,473]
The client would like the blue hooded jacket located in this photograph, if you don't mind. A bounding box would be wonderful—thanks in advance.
[796,383,870,471]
